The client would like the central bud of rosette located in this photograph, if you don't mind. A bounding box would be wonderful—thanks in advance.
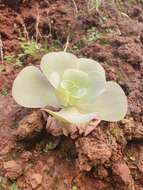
[56,69,89,107]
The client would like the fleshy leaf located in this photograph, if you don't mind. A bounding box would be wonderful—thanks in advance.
[77,58,106,103]
[62,69,89,98]
[43,107,97,124]
[55,87,69,107]
[62,69,89,88]
[60,80,87,98]
[77,58,105,79]
[40,52,78,88]
[55,69,90,106]
[12,66,59,108]
[48,72,60,88]
[78,71,106,104]
[78,81,127,121]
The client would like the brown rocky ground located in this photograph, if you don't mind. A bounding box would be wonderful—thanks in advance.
[0,0,143,189]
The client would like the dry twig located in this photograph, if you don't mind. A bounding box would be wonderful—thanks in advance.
[71,0,78,18]
[35,5,42,42]
[21,19,30,41]
[64,35,70,52]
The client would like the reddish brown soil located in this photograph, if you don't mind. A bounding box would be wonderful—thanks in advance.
[0,0,143,190]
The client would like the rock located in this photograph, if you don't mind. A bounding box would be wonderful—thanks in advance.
[76,137,112,171]
[133,123,143,140]
[3,160,23,180]
[121,118,135,140]
[21,151,32,162]
[114,38,143,64]
[29,173,42,189]
[121,118,143,140]
[93,165,109,179]
[0,139,15,156]
[131,7,142,17]
[112,161,135,190]
[15,111,45,141]
[137,146,143,173]
[97,166,108,179]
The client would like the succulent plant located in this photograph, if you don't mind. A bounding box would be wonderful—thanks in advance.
[12,51,127,125]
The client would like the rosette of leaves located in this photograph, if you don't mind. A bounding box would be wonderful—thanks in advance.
[12,52,127,134]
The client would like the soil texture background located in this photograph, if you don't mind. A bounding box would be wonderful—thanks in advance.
[0,0,143,190]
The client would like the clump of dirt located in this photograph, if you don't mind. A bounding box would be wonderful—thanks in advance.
[0,0,143,190]
[3,160,23,180]
[15,111,45,141]
[112,161,135,190]
[76,137,112,171]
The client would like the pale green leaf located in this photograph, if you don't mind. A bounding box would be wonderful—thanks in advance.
[43,107,97,124]
[77,58,105,79]
[55,87,69,107]
[12,66,59,108]
[40,52,78,88]
[78,81,127,121]
[78,71,106,104]
[61,69,89,99]
[77,58,106,103]
[62,69,89,88]
[49,72,60,88]
[56,69,90,106]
